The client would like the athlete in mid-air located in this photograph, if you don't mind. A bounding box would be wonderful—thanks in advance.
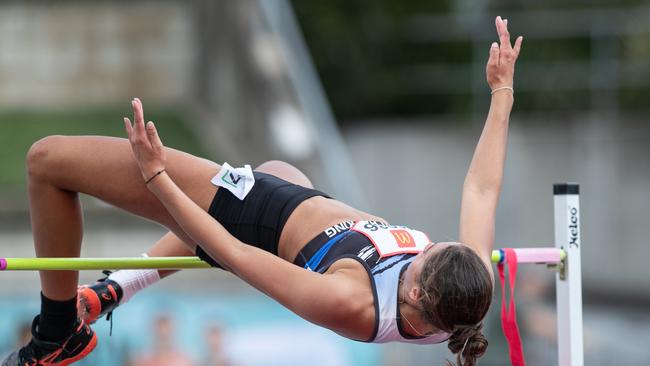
[4,16,521,366]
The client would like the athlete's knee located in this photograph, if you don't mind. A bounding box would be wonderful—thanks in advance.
[26,135,67,181]
[256,160,291,171]
[255,160,313,188]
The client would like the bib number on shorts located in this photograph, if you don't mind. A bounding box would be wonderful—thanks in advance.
[210,162,255,200]
[351,221,431,257]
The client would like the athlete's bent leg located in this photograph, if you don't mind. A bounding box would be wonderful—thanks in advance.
[3,135,221,366]
[27,135,219,300]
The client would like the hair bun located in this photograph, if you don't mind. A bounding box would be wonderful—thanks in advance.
[446,323,488,366]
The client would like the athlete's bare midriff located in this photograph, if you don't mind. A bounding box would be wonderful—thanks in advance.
[277,195,381,341]
[277,196,385,265]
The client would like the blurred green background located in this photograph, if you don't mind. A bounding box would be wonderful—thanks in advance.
[0,107,205,189]
[294,0,650,119]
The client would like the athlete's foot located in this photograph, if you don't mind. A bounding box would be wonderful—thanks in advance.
[77,271,123,325]
[2,316,97,366]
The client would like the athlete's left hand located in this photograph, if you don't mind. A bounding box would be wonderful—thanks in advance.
[124,98,167,183]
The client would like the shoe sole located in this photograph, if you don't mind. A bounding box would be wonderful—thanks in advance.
[77,288,100,325]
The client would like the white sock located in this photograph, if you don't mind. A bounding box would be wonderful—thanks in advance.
[107,258,161,305]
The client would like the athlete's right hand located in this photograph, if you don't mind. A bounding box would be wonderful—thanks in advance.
[123,98,167,183]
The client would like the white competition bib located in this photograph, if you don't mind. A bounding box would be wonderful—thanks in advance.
[210,162,255,200]
[351,221,431,258]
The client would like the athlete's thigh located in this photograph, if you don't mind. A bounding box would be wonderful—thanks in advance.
[32,135,220,227]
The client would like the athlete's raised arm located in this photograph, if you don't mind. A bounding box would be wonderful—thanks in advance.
[122,98,368,339]
[459,16,523,266]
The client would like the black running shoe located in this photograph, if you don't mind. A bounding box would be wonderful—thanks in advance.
[2,316,97,366]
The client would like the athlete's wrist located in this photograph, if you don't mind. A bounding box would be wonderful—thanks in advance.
[490,90,514,105]
[144,170,171,195]
[144,168,167,185]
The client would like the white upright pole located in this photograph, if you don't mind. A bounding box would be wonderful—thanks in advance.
[553,183,584,366]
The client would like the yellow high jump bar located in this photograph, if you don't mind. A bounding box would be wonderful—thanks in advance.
[0,248,565,271]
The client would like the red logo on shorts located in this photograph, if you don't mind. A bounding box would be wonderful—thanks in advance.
[390,230,415,248]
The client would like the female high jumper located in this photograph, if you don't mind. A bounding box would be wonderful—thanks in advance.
[4,16,522,366]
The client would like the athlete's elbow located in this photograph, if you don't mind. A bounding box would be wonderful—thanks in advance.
[220,243,248,274]
[463,176,502,196]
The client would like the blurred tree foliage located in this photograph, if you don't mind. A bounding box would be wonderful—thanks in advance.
[292,0,649,121]
[292,0,454,119]
[0,107,205,189]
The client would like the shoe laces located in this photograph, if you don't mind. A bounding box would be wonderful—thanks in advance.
[97,270,115,336]
[97,269,113,283]
[17,342,38,366]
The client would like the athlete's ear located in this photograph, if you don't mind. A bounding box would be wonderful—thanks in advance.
[408,286,421,303]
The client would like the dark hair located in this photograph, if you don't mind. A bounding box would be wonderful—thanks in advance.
[418,244,493,366]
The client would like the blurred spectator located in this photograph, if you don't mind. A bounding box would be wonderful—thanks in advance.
[131,313,194,366]
[203,324,232,366]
